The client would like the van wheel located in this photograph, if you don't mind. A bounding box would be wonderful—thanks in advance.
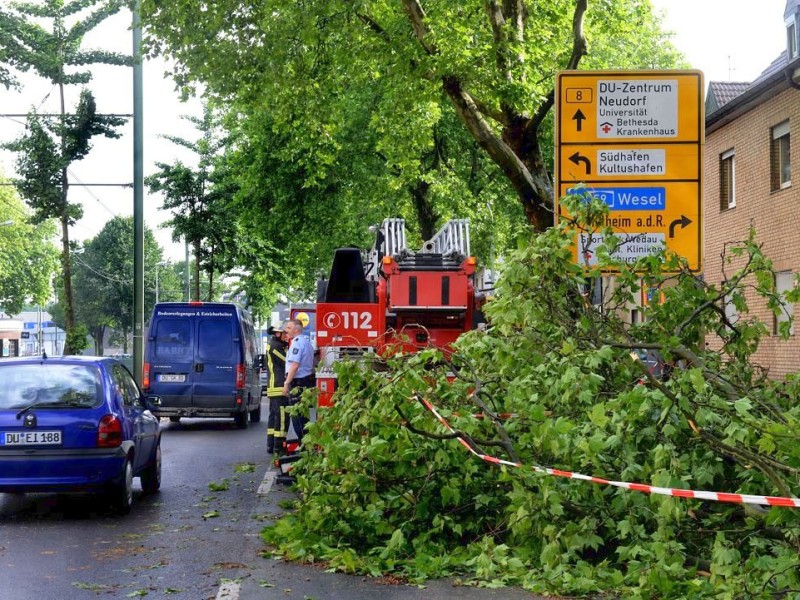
[249,404,262,423]
[169,416,181,423]
[234,412,248,429]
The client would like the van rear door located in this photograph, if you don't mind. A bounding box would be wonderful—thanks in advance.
[149,313,194,409]
[193,309,239,410]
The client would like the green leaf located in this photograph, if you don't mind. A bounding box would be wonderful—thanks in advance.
[688,368,706,394]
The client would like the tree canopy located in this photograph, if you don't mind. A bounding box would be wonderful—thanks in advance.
[141,0,686,293]
[0,178,59,315]
[1,0,131,353]
[67,216,177,354]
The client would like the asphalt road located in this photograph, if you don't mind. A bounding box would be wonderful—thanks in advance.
[0,400,543,600]
[0,408,272,600]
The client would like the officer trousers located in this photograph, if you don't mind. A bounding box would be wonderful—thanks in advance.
[286,375,316,446]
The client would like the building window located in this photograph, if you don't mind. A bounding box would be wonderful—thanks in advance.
[771,121,791,191]
[788,19,798,60]
[720,149,735,210]
[774,271,795,335]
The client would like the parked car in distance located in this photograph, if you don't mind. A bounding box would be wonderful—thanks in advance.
[0,355,162,514]
[633,348,667,382]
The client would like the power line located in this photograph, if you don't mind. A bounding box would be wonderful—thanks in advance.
[67,170,122,218]
[0,182,132,187]
[35,86,55,113]
[72,254,130,284]
[0,113,133,118]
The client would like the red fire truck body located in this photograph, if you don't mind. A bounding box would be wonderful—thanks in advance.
[315,218,483,407]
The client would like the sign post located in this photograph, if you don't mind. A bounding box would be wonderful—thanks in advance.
[555,70,704,271]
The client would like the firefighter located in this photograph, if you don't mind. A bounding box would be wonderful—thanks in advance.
[282,318,315,445]
[264,324,288,454]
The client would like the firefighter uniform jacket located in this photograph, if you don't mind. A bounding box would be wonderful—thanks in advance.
[265,336,287,396]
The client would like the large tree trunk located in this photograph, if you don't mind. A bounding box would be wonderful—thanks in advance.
[90,325,105,355]
[58,80,76,355]
[409,179,437,241]
[402,0,587,232]
[60,211,76,353]
[442,77,554,231]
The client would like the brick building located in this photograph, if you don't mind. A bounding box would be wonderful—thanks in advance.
[703,0,800,377]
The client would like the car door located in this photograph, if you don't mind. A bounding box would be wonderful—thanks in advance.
[113,365,157,473]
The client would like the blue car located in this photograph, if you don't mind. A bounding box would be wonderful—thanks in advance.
[0,356,162,514]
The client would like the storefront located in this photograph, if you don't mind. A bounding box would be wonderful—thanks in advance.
[0,316,23,358]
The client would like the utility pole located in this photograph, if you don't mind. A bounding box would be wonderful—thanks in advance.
[184,238,190,301]
[37,305,42,356]
[132,0,145,386]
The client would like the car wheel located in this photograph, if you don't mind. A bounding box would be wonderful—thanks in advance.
[169,416,181,423]
[140,442,162,494]
[234,411,248,429]
[110,457,134,515]
[249,404,262,423]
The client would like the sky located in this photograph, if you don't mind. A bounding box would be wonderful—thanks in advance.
[0,9,202,261]
[650,0,788,83]
[0,0,792,262]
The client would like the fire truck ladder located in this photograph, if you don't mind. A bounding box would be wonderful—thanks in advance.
[381,218,470,259]
[367,218,471,276]
[425,219,470,260]
[381,218,408,259]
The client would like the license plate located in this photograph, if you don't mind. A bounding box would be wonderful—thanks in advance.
[158,373,186,383]
[1,431,62,446]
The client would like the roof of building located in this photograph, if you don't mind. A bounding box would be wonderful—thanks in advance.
[707,51,789,112]
[706,81,751,113]
[706,50,799,132]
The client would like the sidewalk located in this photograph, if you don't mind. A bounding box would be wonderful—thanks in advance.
[237,559,542,599]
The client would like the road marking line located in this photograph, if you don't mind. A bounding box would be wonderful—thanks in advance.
[257,469,276,496]
[215,580,240,600]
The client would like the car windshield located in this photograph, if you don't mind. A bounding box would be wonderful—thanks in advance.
[0,363,103,410]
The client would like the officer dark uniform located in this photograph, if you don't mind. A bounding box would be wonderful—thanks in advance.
[282,319,315,445]
[264,325,288,454]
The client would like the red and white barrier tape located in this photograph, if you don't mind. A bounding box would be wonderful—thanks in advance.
[415,395,800,508]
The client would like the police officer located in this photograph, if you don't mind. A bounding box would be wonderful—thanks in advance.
[282,318,315,445]
[264,324,288,454]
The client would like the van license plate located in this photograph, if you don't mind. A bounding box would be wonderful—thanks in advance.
[2,431,62,446]
[158,374,186,383]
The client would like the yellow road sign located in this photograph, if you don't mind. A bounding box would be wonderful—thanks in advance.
[559,182,701,270]
[555,70,704,272]
[558,144,699,182]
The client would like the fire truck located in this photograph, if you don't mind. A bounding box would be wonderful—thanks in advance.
[314,217,485,406]
[276,218,486,478]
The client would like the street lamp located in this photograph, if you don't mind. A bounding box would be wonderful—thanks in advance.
[155,261,168,303]
[0,220,13,226]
